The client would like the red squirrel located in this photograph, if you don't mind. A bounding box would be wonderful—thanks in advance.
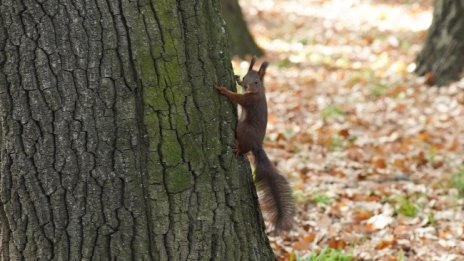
[216,57,296,232]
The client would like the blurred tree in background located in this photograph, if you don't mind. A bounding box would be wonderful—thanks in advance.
[415,0,464,86]
[221,0,264,57]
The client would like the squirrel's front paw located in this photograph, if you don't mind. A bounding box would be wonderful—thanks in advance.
[215,85,228,95]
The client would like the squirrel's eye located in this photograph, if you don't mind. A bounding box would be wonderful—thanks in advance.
[254,81,259,85]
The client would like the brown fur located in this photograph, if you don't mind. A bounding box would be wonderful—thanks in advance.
[216,57,296,232]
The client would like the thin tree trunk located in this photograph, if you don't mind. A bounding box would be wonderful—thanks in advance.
[222,0,264,57]
[0,0,274,260]
[415,0,464,86]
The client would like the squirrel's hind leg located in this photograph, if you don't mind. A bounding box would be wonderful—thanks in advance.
[232,140,248,156]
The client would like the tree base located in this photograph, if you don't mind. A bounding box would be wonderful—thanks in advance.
[415,0,464,86]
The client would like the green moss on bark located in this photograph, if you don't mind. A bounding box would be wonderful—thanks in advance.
[165,165,194,193]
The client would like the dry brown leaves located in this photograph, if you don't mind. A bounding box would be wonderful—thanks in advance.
[236,0,464,260]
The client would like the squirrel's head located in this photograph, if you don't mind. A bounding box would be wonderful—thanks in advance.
[241,56,268,91]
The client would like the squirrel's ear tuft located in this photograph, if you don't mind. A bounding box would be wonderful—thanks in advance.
[248,56,257,72]
[258,62,269,80]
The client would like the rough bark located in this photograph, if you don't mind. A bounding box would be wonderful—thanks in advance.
[0,0,275,260]
[221,0,264,58]
[415,0,464,86]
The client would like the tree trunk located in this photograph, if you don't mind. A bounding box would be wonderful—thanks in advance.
[221,0,264,57]
[0,0,274,260]
[415,0,464,86]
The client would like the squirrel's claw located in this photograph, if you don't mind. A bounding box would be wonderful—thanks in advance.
[215,85,229,95]
[232,140,245,156]
[234,75,243,86]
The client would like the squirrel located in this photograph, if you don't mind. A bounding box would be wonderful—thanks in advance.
[216,57,296,232]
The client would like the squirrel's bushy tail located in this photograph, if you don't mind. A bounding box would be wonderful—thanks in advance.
[252,147,296,232]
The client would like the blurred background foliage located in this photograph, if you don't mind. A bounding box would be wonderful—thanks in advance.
[221,0,464,260]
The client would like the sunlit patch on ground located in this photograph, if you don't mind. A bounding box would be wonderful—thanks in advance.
[235,0,464,259]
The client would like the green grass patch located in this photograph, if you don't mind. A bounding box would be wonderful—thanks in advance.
[328,133,357,151]
[276,57,294,68]
[311,193,333,205]
[451,166,464,197]
[321,105,345,120]
[293,190,311,205]
[394,195,418,217]
[328,135,344,151]
[397,249,405,261]
[369,83,387,97]
[425,148,437,164]
[298,248,352,261]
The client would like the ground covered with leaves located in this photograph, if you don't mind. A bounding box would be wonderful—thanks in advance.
[235,0,464,260]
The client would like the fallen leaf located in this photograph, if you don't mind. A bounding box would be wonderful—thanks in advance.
[292,234,316,250]
[367,214,394,230]
[338,128,350,138]
[372,158,387,169]
[375,239,396,250]
[327,238,347,250]
[353,210,374,223]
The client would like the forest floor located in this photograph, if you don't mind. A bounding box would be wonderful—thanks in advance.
[236,0,464,260]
